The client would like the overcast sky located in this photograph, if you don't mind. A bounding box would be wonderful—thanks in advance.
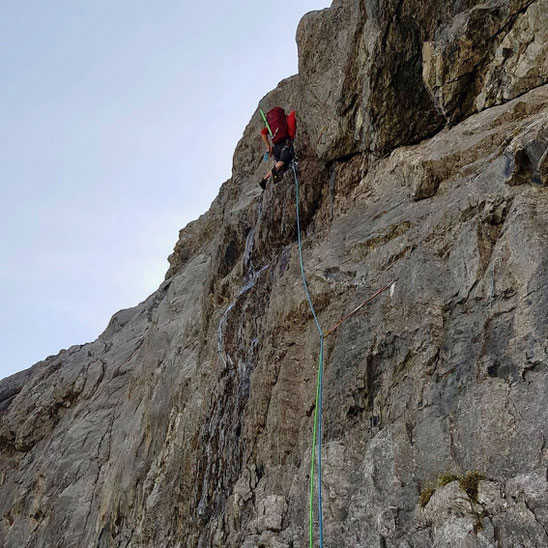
[0,1,331,380]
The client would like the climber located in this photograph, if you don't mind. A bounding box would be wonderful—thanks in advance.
[259,107,296,190]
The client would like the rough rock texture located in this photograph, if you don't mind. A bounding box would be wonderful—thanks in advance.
[1,1,548,547]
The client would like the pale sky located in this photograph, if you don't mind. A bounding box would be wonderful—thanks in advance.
[1,1,331,379]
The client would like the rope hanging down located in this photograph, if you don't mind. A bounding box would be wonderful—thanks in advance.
[291,161,395,548]
[292,161,325,548]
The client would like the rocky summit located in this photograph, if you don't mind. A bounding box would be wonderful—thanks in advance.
[1,1,548,547]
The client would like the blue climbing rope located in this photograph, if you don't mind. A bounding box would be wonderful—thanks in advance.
[291,160,395,547]
[292,161,324,548]
[294,163,322,338]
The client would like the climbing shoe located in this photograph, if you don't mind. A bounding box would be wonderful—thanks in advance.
[259,178,267,191]
[271,167,282,184]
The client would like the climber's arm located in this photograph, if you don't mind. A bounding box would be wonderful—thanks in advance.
[261,129,272,154]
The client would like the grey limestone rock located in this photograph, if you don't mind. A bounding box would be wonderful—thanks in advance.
[1,1,548,547]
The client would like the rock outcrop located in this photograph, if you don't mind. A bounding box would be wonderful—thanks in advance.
[1,1,547,547]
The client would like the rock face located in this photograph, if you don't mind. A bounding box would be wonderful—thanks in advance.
[1,1,548,547]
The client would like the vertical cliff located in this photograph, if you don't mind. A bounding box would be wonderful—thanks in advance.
[1,1,547,546]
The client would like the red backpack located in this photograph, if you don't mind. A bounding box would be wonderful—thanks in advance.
[266,107,289,144]
[287,110,296,140]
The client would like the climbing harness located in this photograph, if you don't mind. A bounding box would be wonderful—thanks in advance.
[292,161,395,547]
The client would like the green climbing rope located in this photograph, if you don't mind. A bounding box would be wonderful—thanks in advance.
[292,162,325,548]
[293,160,393,547]
[259,108,273,137]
